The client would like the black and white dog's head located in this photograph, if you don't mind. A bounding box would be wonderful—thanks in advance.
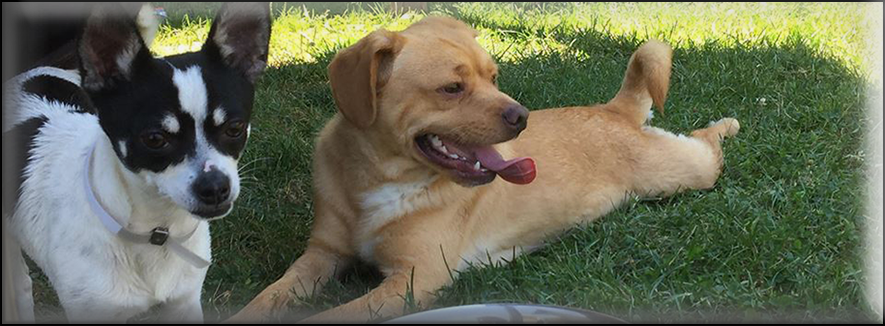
[78,3,271,219]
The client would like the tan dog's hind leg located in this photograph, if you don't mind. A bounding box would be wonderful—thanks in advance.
[606,40,739,198]
[690,118,741,165]
[633,118,740,197]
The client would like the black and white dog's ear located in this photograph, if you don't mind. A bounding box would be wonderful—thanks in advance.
[203,2,272,83]
[78,4,149,91]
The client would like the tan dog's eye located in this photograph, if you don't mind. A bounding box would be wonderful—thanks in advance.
[492,74,498,86]
[439,82,464,95]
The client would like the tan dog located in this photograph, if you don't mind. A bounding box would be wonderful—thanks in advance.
[229,16,740,323]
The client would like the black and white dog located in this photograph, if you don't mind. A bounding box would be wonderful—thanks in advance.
[2,3,270,322]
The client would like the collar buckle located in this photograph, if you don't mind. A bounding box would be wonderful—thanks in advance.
[149,227,170,246]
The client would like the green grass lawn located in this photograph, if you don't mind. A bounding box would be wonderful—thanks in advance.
[30,2,879,323]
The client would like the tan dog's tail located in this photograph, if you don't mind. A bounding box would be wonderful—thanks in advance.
[608,40,673,126]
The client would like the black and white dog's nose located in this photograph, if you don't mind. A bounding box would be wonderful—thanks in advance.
[192,170,231,205]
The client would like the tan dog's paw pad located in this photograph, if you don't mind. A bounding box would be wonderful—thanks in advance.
[710,118,740,138]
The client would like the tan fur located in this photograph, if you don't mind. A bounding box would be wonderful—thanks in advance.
[228,17,739,323]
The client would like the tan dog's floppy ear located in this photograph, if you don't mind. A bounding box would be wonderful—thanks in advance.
[328,30,404,129]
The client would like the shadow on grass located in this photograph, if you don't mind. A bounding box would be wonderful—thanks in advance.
[21,6,872,324]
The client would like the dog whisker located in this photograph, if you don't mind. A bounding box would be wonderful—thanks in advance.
[238,156,272,172]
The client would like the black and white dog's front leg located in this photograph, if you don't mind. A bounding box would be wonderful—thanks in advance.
[5,236,35,323]
[58,277,149,323]
[157,291,204,323]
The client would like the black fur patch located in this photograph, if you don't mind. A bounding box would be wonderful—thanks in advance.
[2,117,48,215]
[169,51,254,159]
[22,75,94,113]
[88,58,196,173]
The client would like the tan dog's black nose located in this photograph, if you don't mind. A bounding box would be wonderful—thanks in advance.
[502,104,529,133]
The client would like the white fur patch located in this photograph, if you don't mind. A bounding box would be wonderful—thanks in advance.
[642,126,713,157]
[3,67,81,131]
[19,67,80,85]
[357,176,438,261]
[212,29,235,62]
[162,114,180,134]
[212,108,226,126]
[360,178,436,223]
[117,140,128,158]
[162,66,240,218]
[172,67,208,123]
[114,39,140,78]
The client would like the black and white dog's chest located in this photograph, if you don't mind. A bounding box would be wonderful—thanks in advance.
[3,3,272,322]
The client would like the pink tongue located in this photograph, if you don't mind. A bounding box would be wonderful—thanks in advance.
[474,147,536,185]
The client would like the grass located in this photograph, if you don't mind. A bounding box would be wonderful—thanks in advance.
[27,2,878,323]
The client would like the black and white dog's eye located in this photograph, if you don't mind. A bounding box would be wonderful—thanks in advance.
[225,120,246,138]
[141,131,169,150]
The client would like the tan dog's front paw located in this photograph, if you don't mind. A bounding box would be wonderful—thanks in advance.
[224,286,293,323]
[297,310,344,324]
[296,305,374,324]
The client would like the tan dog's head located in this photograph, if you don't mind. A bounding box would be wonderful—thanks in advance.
[328,17,535,186]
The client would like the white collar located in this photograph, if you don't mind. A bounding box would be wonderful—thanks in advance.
[83,142,210,268]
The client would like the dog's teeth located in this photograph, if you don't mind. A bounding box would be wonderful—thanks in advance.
[430,135,442,147]
[438,145,448,154]
[448,153,459,159]
[474,161,481,170]
[480,168,489,172]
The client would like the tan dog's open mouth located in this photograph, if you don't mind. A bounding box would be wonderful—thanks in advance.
[415,133,536,186]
